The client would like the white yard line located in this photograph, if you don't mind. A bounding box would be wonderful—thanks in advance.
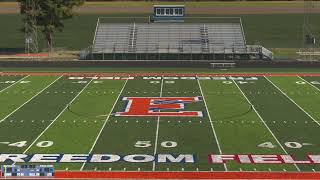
[197,78,227,171]
[80,79,129,171]
[0,75,30,93]
[231,78,301,172]
[298,76,320,92]
[152,77,164,171]
[265,76,320,127]
[22,77,95,155]
[0,76,62,124]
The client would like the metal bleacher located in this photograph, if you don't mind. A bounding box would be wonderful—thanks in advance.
[92,23,246,55]
[79,17,273,60]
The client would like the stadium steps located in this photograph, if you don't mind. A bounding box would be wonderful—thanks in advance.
[200,25,210,53]
[128,24,138,53]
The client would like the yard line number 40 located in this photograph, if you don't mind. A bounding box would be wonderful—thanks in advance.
[258,141,312,149]
[5,141,53,148]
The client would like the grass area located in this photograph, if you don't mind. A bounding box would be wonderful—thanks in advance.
[271,48,301,59]
[0,1,305,8]
[200,79,295,171]
[1,13,319,53]
[0,75,320,172]
[27,79,125,170]
[83,1,304,8]
[238,76,320,171]
[0,76,58,119]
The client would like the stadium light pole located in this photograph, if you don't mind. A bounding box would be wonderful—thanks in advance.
[23,0,38,54]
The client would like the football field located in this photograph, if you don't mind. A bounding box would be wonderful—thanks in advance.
[0,72,320,176]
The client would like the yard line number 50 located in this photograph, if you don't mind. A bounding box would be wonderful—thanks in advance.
[135,141,177,148]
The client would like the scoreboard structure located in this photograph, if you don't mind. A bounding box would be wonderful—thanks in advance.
[152,5,185,22]
[1,164,54,178]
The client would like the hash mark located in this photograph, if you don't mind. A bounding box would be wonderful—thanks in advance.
[302,143,312,146]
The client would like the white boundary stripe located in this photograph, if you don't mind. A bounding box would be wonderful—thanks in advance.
[80,79,129,171]
[0,75,30,93]
[298,76,320,92]
[231,78,301,172]
[0,76,63,124]
[22,77,95,155]
[152,76,164,171]
[197,78,227,171]
[265,76,320,127]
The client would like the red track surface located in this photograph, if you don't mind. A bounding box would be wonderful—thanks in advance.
[54,171,320,179]
[1,171,320,179]
[1,72,320,77]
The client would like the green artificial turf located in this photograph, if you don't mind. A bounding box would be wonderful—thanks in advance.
[0,74,320,172]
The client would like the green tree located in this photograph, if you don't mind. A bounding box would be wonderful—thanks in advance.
[18,0,84,52]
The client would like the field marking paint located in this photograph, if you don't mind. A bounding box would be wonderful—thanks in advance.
[0,76,62,124]
[0,75,30,93]
[80,79,129,171]
[2,72,320,77]
[298,76,320,92]
[22,77,95,155]
[152,76,164,171]
[265,76,320,126]
[231,78,301,172]
[197,78,227,171]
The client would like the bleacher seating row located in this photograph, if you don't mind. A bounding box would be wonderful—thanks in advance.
[92,23,247,54]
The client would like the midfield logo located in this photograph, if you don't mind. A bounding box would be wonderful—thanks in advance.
[114,97,203,117]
